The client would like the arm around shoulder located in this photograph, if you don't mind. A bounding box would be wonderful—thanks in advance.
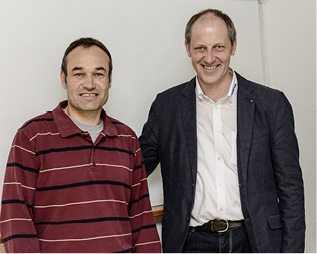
[139,96,160,176]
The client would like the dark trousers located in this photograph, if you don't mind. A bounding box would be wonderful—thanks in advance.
[182,225,252,253]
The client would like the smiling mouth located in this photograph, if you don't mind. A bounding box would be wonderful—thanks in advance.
[203,65,219,70]
[81,93,98,97]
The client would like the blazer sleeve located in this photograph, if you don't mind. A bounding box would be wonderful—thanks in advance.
[139,96,160,176]
[271,92,305,252]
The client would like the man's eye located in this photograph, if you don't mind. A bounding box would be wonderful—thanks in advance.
[195,47,206,53]
[74,73,83,76]
[215,46,224,51]
[94,73,104,77]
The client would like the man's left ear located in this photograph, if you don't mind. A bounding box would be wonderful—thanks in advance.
[231,38,237,56]
[60,71,67,89]
[109,73,112,88]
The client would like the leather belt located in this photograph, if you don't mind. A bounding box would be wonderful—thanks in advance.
[192,220,244,233]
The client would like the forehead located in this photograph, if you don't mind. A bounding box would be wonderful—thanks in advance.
[66,46,109,70]
[191,14,229,41]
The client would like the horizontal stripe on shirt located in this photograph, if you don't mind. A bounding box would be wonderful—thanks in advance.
[33,216,130,225]
[2,200,32,207]
[7,163,38,174]
[20,118,54,130]
[2,234,38,243]
[35,145,134,157]
[35,180,131,191]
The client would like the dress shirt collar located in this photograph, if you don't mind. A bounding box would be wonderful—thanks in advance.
[195,69,238,104]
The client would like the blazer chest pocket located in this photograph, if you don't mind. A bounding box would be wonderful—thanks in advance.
[267,215,282,230]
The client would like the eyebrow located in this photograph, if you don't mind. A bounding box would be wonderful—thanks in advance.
[71,67,83,72]
[95,67,107,72]
[71,66,107,73]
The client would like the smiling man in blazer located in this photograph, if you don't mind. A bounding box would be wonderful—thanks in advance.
[139,9,305,253]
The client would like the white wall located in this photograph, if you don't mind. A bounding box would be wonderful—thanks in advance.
[260,0,316,252]
[0,0,315,252]
[0,0,263,247]
[0,0,263,205]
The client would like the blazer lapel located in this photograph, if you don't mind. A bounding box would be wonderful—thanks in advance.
[236,74,256,187]
[180,78,197,182]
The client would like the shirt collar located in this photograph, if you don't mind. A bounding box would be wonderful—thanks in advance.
[195,69,238,102]
[52,100,118,138]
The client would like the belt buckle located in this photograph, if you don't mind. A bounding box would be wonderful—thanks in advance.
[211,219,229,233]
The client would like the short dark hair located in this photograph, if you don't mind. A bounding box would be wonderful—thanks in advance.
[185,9,236,47]
[61,37,112,79]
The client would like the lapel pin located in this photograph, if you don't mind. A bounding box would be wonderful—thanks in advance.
[250,99,254,103]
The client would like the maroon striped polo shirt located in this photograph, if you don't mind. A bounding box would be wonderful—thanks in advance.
[0,101,161,253]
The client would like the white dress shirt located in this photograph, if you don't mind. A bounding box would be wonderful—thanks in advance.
[190,70,244,227]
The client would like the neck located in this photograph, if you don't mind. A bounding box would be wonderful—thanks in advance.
[64,106,102,126]
[199,73,233,102]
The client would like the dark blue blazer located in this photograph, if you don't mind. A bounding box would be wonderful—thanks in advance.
[139,73,305,253]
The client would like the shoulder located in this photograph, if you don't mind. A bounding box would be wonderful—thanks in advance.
[237,73,285,100]
[158,78,196,96]
[18,111,55,134]
[106,115,140,152]
[237,73,281,94]
[237,72,293,114]
[9,110,56,146]
[151,78,196,107]
[107,115,138,138]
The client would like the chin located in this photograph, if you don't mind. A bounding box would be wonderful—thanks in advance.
[200,77,219,86]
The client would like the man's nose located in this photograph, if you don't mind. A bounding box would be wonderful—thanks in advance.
[204,49,216,63]
[82,75,96,90]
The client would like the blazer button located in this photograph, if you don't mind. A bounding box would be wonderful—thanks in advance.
[186,217,190,222]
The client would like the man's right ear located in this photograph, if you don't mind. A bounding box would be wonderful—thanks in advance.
[185,40,191,57]
[60,71,67,89]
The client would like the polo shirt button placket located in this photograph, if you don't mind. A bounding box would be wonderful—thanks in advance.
[90,146,96,169]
